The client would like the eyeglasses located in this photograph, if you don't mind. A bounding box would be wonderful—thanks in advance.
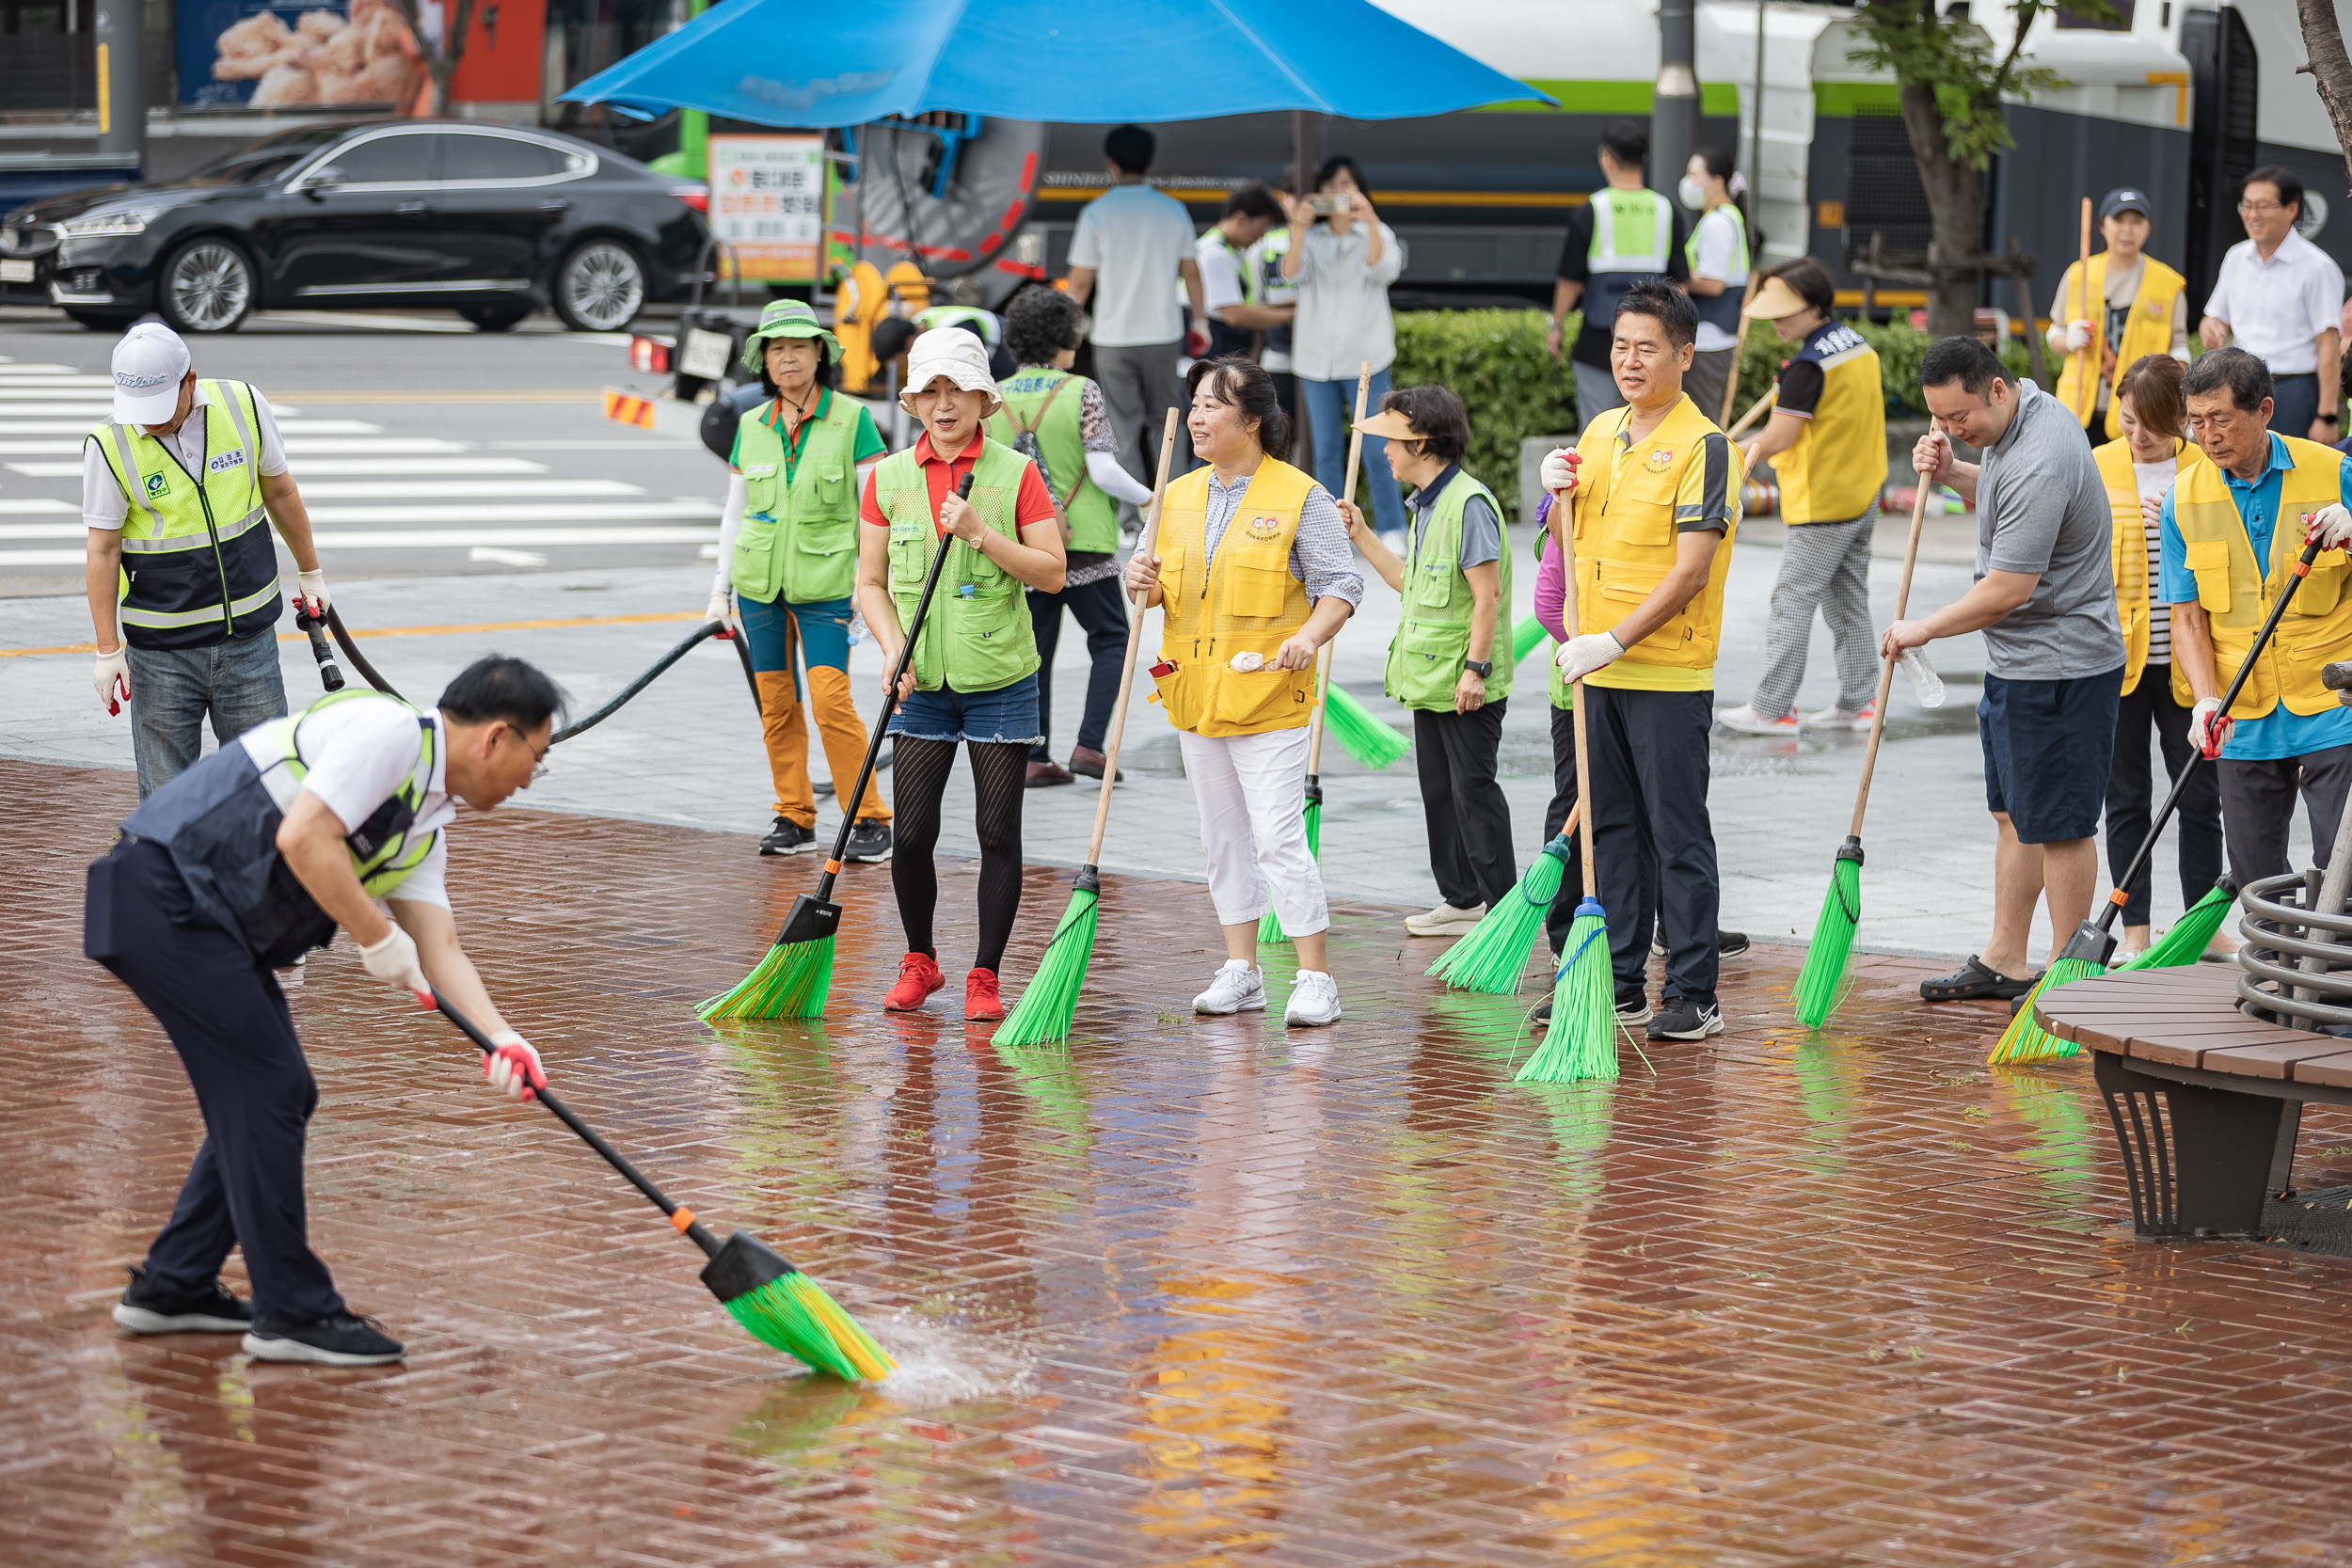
[2238,200,2287,215]
[508,727,551,782]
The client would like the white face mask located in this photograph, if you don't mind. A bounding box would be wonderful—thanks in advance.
[1677,176,1708,212]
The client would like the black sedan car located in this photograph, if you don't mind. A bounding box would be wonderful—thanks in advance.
[0,119,709,334]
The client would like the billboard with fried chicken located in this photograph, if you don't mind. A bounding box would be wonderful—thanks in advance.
[176,0,428,109]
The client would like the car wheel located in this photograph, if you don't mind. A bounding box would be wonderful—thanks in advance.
[65,309,130,331]
[552,240,645,332]
[156,238,256,333]
[459,303,531,332]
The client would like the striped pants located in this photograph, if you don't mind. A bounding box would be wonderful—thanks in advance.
[1750,512,1879,721]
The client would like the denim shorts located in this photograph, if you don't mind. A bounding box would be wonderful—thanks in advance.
[1979,667,2122,845]
[887,672,1043,744]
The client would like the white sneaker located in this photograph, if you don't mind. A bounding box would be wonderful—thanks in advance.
[1285,970,1343,1027]
[1405,900,1486,937]
[1193,961,1268,1015]
[1804,702,1877,732]
[1717,703,1798,737]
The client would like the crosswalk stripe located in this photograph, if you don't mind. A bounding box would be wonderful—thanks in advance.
[0,362,86,374]
[0,499,76,515]
[0,417,376,436]
[0,549,82,565]
[0,404,305,419]
[0,436,467,455]
[303,500,716,523]
[5,455,553,478]
[294,479,644,499]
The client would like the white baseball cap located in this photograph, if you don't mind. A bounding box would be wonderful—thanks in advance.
[898,326,1001,417]
[111,322,192,425]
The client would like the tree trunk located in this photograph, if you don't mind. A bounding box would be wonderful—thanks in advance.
[2299,0,2352,194]
[1898,77,1988,338]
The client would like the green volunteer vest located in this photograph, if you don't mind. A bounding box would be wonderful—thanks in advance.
[92,378,282,651]
[248,689,441,898]
[875,437,1041,692]
[1681,200,1749,277]
[989,368,1119,554]
[1385,468,1514,710]
[730,390,862,603]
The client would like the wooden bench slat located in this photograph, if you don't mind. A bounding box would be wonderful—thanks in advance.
[2289,1050,2352,1087]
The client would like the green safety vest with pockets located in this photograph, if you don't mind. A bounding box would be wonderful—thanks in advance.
[247,688,443,899]
[1583,188,1675,341]
[730,390,863,603]
[875,438,1041,693]
[989,368,1120,555]
[91,377,282,651]
[1387,467,1514,710]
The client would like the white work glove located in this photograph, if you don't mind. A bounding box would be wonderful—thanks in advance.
[2192,697,2233,760]
[358,926,433,1006]
[2308,503,2352,551]
[2064,319,2093,354]
[1540,447,1581,495]
[93,643,129,715]
[485,1030,546,1102]
[705,585,733,626]
[294,568,329,619]
[1554,630,1625,683]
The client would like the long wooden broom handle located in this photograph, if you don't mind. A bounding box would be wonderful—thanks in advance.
[1846,477,1933,838]
[1718,273,1760,432]
[1082,408,1182,865]
[1302,363,1374,774]
[2074,195,2095,425]
[1559,484,1599,899]
[1724,386,1777,440]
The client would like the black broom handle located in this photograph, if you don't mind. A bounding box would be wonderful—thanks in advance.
[810,471,972,907]
[434,994,723,1258]
[2098,535,2325,931]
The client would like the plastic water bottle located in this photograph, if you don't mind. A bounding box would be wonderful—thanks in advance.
[1899,646,1946,708]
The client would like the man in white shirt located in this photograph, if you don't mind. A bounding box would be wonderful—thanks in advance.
[1195,184,1288,361]
[87,657,564,1368]
[84,324,330,797]
[2201,165,2345,441]
[1065,124,1208,499]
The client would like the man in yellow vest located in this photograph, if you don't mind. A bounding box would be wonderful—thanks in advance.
[1543,280,1740,1042]
[1720,258,1889,736]
[84,323,328,798]
[2047,186,2190,445]
[2162,346,2352,885]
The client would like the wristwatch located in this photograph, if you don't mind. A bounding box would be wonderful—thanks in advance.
[1464,658,1494,678]
[2323,412,2342,426]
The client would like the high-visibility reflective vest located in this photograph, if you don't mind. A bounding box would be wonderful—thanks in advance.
[989,368,1120,554]
[90,378,281,650]
[1775,322,1886,525]
[1149,457,1319,736]
[1386,467,1514,709]
[2054,254,2187,440]
[1583,188,1674,340]
[729,390,862,604]
[2169,435,2352,720]
[1571,395,1741,675]
[914,304,1001,347]
[1194,227,1260,359]
[874,438,1041,693]
[1683,201,1750,340]
[1256,226,1295,360]
[2093,435,2202,702]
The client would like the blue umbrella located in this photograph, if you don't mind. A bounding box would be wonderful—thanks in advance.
[560,0,1549,124]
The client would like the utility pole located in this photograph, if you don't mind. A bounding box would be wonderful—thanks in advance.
[94,0,146,173]
[1653,0,1698,208]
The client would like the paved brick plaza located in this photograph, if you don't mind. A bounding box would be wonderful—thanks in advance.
[8,756,2352,1566]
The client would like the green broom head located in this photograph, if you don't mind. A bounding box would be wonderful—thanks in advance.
[1512,613,1547,665]
[698,937,834,1021]
[1259,783,1324,943]
[701,1229,895,1380]
[992,874,1102,1048]
[2119,876,2238,971]
[1430,833,1571,994]
[1323,686,1412,769]
[1987,919,2117,1065]
[1793,838,1866,1029]
[1515,899,1619,1084]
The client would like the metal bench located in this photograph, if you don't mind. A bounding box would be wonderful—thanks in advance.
[2036,964,2352,1254]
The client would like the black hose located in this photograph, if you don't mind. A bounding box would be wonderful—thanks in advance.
[552,621,724,744]
[323,606,405,701]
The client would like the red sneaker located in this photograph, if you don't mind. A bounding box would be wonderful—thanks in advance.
[965,967,1005,1022]
[884,952,945,1011]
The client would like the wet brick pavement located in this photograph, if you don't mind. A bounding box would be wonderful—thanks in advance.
[11,755,2352,1566]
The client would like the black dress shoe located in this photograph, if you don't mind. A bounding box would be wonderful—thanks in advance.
[758,816,817,855]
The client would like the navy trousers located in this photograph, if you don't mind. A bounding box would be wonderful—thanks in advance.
[1027,573,1130,761]
[1582,684,1722,1006]
[86,836,344,1326]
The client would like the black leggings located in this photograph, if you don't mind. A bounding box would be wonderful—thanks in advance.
[889,736,1027,972]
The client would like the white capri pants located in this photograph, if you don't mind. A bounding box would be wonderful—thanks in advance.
[1177,724,1331,937]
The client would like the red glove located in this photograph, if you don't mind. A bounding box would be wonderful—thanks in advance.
[1184,326,1211,359]
[485,1032,546,1102]
[2192,698,2233,760]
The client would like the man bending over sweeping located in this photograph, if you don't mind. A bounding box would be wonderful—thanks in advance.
[85,657,565,1367]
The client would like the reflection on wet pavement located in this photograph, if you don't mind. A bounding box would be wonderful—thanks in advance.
[12,759,2352,1565]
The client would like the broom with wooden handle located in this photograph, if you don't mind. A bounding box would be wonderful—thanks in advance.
[992,410,1183,1047]
[2074,196,2096,427]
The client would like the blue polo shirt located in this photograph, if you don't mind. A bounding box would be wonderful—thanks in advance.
[2159,432,2352,760]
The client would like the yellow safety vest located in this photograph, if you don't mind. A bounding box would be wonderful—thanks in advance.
[2053,254,2186,440]
[2093,435,2201,702]
[2170,435,2352,720]
[1149,457,1319,736]
[1775,323,1885,525]
[1571,395,1742,682]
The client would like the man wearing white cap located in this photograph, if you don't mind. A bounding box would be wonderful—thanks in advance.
[84,324,327,797]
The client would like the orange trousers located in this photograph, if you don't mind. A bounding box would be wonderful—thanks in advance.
[739,594,890,829]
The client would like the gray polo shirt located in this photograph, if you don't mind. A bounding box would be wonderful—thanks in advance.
[1975,378,2122,680]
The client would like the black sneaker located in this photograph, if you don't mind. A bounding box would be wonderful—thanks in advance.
[758,816,817,856]
[112,1264,251,1335]
[1532,998,1553,1025]
[1648,998,1725,1040]
[243,1311,405,1367]
[1615,994,1653,1027]
[843,818,893,863]
[1718,929,1751,959]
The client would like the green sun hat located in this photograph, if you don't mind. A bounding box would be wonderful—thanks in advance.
[739,299,842,372]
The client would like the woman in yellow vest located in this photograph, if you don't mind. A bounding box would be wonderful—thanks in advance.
[1124,357,1364,1027]
[2048,187,2190,444]
[2097,355,2223,958]
[854,329,1068,1023]
[707,300,894,862]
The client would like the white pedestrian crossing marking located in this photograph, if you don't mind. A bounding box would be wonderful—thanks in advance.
[294,479,644,499]
[0,499,75,515]
[303,501,717,524]
[7,456,548,477]
[0,418,375,436]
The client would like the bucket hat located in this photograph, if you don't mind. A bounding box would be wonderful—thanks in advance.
[898,326,1003,417]
[739,298,842,372]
